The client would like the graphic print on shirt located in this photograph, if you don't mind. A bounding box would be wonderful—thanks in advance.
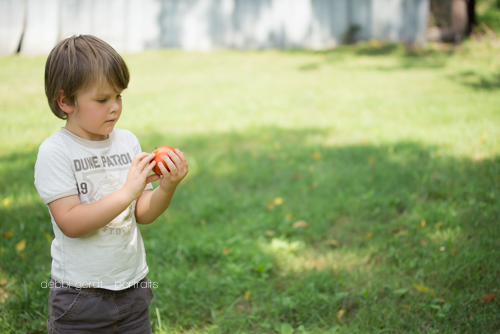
[79,166,135,234]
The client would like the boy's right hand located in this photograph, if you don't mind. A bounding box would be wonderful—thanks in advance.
[123,153,160,200]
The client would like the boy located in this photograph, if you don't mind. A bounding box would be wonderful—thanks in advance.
[34,35,188,333]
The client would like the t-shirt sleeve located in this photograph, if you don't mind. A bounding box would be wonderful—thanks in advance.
[130,132,154,191]
[34,139,79,205]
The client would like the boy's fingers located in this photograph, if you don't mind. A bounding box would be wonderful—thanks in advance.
[137,153,155,170]
[146,174,160,183]
[132,152,150,166]
[167,151,182,167]
[162,156,178,174]
[144,160,156,174]
[157,161,169,176]
[175,150,188,166]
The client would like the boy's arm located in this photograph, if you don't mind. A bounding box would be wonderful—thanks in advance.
[48,152,158,238]
[135,149,188,225]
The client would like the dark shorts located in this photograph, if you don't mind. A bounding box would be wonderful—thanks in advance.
[47,277,153,334]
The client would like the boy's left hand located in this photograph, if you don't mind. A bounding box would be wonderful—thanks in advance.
[155,148,189,192]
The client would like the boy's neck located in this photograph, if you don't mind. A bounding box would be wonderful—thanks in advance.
[64,124,110,141]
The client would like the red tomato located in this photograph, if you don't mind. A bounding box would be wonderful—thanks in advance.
[152,146,175,175]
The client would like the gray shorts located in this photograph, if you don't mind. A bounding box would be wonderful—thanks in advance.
[47,277,153,334]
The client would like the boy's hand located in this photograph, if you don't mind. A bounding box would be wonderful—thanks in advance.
[123,152,159,200]
[156,148,189,192]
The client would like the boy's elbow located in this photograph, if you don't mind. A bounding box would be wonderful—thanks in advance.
[53,216,86,238]
[136,217,153,225]
[56,222,82,238]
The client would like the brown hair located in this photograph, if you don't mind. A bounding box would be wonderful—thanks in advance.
[44,35,130,119]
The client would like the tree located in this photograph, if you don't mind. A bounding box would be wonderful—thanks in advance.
[428,0,476,43]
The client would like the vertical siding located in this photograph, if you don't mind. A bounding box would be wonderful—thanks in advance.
[20,0,59,55]
[0,0,429,55]
[0,0,25,54]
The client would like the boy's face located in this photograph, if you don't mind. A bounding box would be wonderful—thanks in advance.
[65,80,122,141]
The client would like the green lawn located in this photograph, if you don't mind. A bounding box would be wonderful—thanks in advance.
[1,38,500,333]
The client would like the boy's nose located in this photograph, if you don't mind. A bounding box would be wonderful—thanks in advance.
[110,101,120,113]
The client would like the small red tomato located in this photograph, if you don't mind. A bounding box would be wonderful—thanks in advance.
[152,146,175,175]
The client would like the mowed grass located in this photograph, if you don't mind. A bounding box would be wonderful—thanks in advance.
[1,38,500,333]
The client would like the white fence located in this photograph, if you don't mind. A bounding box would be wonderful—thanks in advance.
[0,0,429,55]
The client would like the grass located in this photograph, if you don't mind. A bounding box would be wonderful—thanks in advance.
[1,37,500,333]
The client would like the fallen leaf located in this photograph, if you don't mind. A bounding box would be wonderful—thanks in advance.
[0,247,4,256]
[368,155,375,165]
[439,246,445,252]
[222,246,231,255]
[413,284,434,296]
[480,133,488,144]
[336,309,346,322]
[292,173,303,180]
[0,279,7,286]
[413,284,428,292]
[484,293,495,302]
[273,197,284,205]
[393,229,408,238]
[285,213,293,220]
[293,220,309,228]
[3,228,13,238]
[2,198,11,207]
[323,240,340,248]
[366,232,373,238]
[15,239,26,252]
[200,219,206,225]
[312,152,321,160]
[421,239,426,246]
[310,181,319,189]
[244,290,251,300]
[265,230,275,237]
[402,305,413,311]
[43,231,53,244]
[435,222,444,229]
[421,220,426,228]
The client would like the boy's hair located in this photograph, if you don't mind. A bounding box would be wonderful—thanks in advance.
[45,35,130,119]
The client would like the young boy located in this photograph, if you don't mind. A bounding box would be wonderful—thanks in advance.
[34,35,188,333]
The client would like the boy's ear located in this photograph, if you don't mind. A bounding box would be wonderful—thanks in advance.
[57,89,75,114]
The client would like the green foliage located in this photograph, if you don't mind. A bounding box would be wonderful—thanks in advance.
[1,39,500,333]
[477,0,500,31]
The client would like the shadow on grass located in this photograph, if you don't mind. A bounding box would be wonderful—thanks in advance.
[286,41,454,72]
[451,70,500,90]
[1,127,499,333]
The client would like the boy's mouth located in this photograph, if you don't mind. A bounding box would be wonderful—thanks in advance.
[106,118,117,123]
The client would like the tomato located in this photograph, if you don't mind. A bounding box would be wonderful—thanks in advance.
[152,146,175,175]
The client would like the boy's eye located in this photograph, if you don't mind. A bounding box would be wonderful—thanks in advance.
[97,98,107,103]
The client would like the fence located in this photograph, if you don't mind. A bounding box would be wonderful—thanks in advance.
[0,0,429,55]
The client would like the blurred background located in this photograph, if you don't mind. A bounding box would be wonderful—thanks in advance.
[1,1,500,333]
[0,0,475,54]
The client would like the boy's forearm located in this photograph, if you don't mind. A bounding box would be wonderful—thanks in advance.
[135,187,176,225]
[52,188,134,238]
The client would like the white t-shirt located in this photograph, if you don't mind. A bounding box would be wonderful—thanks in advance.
[34,127,153,290]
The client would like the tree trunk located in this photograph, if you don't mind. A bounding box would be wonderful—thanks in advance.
[428,0,475,43]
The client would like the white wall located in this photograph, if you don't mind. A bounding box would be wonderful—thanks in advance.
[0,0,429,55]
